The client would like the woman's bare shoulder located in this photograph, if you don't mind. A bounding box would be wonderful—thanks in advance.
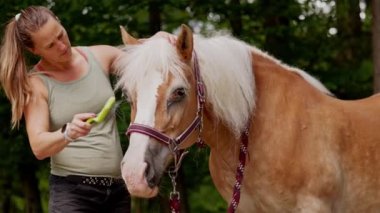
[88,45,123,73]
[28,74,48,100]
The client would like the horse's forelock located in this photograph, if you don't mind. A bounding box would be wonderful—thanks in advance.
[115,39,189,94]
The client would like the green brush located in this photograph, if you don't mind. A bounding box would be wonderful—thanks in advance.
[87,96,116,124]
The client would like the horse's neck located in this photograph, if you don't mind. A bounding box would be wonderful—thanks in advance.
[202,52,329,200]
[252,52,327,118]
[201,108,239,162]
[202,113,242,199]
[203,52,327,156]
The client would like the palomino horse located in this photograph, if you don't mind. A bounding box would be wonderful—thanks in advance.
[115,25,380,212]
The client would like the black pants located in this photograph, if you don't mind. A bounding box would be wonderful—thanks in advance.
[49,175,131,213]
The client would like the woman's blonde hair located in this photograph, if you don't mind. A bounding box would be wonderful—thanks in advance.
[0,6,56,129]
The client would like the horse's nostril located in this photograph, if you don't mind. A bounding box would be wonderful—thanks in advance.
[144,162,150,177]
[147,179,156,188]
[144,162,154,188]
[144,162,160,188]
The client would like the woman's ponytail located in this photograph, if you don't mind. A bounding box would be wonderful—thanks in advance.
[0,6,55,129]
[0,19,31,129]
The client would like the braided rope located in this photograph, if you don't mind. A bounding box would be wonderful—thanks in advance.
[170,193,181,213]
[227,128,249,213]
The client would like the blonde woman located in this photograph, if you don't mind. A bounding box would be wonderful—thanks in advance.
[0,5,173,212]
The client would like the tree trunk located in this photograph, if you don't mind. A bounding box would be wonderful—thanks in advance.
[20,164,42,213]
[158,195,170,212]
[336,0,362,36]
[260,0,292,60]
[336,0,362,62]
[177,167,189,213]
[149,0,161,34]
[229,0,243,37]
[373,0,380,93]
[1,194,11,213]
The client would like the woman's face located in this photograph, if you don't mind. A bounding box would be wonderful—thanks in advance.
[30,17,72,63]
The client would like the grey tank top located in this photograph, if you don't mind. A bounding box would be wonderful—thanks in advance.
[36,47,123,178]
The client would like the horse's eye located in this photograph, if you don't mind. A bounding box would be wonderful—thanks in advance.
[168,87,187,107]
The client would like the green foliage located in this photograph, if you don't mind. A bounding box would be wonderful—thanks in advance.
[0,88,46,212]
[183,147,227,212]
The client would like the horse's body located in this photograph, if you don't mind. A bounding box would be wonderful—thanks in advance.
[116,25,380,212]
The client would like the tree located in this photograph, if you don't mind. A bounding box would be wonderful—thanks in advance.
[373,0,380,92]
[149,0,162,34]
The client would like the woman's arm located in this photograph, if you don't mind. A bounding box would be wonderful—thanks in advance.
[24,76,94,160]
[89,31,177,75]
[89,45,122,75]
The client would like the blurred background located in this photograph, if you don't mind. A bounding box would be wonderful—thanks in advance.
[0,0,377,212]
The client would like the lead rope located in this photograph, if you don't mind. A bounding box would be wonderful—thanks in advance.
[168,126,249,213]
[227,127,250,213]
[169,150,189,213]
[169,168,180,213]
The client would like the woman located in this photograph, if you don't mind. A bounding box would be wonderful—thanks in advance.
[0,5,170,212]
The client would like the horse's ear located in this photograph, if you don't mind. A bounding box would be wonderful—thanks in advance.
[120,26,140,45]
[176,24,193,62]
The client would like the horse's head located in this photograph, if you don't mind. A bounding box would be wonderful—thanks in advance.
[116,25,201,197]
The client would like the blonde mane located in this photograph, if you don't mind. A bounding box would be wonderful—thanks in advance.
[115,35,330,137]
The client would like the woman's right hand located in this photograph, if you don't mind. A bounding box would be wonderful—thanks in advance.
[65,113,96,140]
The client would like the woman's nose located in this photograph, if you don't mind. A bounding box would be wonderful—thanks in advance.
[57,41,66,51]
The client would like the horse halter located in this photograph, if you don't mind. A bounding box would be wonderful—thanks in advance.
[125,52,205,212]
[126,51,205,155]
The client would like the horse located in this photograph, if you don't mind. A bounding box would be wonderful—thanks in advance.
[115,25,380,212]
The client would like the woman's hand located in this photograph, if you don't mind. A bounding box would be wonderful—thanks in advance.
[66,113,96,140]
